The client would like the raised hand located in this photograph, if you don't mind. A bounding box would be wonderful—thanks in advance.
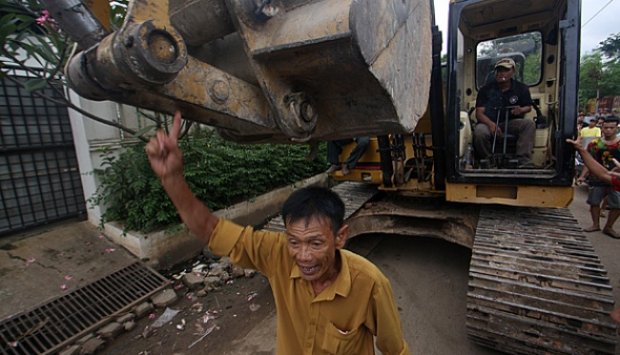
[145,111,184,181]
[566,137,585,152]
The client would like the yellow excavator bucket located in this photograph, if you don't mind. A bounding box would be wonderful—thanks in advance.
[43,0,432,143]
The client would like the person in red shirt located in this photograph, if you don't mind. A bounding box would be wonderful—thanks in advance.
[575,117,620,238]
[567,137,620,191]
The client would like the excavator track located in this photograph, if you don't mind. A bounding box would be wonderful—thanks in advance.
[467,206,617,354]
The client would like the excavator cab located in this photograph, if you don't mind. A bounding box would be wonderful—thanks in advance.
[332,0,579,209]
[444,0,580,207]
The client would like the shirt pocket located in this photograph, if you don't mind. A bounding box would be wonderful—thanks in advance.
[320,321,362,355]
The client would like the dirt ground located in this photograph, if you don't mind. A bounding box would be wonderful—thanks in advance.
[5,184,617,355]
[102,236,495,355]
[104,263,275,355]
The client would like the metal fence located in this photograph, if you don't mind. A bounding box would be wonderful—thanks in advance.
[0,68,86,236]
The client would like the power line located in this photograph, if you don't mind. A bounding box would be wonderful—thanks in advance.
[582,0,615,28]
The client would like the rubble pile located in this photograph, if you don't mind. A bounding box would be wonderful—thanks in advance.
[58,257,258,355]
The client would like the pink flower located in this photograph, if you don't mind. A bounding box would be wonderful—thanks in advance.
[36,10,50,26]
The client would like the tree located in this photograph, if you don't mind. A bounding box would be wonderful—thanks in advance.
[599,33,620,63]
[578,33,620,111]
[599,60,620,96]
[578,53,603,109]
[597,33,620,100]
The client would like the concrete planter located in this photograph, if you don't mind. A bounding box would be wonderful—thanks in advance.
[102,173,328,270]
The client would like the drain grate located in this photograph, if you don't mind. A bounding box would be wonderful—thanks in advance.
[0,261,169,354]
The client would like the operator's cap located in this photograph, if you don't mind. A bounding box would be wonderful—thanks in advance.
[494,58,515,70]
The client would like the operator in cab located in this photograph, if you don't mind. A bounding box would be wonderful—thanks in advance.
[473,58,535,168]
[145,112,410,355]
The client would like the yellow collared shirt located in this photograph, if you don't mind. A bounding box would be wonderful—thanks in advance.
[580,126,601,138]
[208,219,410,355]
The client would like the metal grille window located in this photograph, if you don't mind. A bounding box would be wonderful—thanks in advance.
[0,67,86,236]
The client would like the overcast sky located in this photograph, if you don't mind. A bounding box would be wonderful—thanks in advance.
[432,0,619,56]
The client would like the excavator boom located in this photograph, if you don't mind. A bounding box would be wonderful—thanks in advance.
[42,0,433,143]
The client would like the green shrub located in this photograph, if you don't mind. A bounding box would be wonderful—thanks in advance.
[90,129,327,232]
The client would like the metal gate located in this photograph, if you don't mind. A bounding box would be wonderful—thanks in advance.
[0,68,86,236]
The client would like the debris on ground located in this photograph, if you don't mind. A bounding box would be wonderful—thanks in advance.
[188,310,219,349]
[151,308,180,328]
[58,253,269,354]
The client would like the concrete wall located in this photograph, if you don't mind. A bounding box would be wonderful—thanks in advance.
[102,173,329,270]
[66,94,153,225]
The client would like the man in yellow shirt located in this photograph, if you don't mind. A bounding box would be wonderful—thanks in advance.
[145,112,410,355]
[580,116,601,138]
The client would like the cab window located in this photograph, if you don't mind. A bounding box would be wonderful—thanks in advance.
[476,32,542,89]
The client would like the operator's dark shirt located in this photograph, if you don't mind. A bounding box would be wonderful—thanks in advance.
[476,79,533,121]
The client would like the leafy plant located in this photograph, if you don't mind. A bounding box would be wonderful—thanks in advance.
[90,128,327,232]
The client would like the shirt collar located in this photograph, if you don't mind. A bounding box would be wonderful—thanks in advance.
[289,249,352,300]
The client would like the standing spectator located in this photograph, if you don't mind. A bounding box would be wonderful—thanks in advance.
[577,112,586,131]
[580,116,601,138]
[577,116,601,185]
[581,116,620,239]
[326,137,370,175]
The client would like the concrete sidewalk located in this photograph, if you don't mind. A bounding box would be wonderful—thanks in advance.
[0,174,329,324]
[0,220,140,321]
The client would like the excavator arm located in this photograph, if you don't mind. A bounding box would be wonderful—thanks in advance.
[41,0,432,143]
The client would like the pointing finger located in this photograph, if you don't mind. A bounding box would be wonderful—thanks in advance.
[170,111,182,142]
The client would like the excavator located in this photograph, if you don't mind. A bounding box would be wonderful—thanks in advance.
[41,0,618,353]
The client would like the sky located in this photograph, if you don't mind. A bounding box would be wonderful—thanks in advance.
[432,0,619,56]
